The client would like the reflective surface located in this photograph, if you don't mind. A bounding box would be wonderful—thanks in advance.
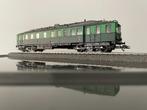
[0,57,122,72]
[0,86,147,110]
[1,57,147,72]
[0,58,147,110]
[16,60,121,72]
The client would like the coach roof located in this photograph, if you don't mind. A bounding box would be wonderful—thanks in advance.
[18,20,117,35]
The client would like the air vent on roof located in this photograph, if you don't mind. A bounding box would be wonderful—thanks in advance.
[54,24,60,27]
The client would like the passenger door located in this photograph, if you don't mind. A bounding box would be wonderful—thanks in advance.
[91,25,96,43]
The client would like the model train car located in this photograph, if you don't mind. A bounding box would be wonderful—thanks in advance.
[16,20,129,52]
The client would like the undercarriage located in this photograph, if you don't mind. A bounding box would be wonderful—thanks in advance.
[17,42,129,53]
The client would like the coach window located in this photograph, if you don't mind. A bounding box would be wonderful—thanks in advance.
[52,31,57,37]
[25,34,28,40]
[51,31,54,38]
[97,26,100,34]
[64,29,70,36]
[77,28,82,35]
[58,30,62,37]
[86,27,90,35]
[106,25,111,33]
[90,26,96,34]
[116,26,121,33]
[71,28,77,36]
[31,34,34,39]
[36,33,40,39]
[44,32,47,38]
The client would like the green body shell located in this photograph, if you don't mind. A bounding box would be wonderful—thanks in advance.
[17,20,122,51]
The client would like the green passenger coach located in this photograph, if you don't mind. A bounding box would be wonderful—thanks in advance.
[16,20,129,52]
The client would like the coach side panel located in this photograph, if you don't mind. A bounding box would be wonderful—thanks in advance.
[85,22,116,43]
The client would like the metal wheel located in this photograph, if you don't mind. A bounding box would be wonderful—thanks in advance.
[101,46,112,53]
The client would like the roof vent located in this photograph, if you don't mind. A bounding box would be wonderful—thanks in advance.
[54,24,60,27]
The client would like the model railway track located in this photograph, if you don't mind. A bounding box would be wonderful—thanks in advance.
[9,52,147,55]
[8,52,147,68]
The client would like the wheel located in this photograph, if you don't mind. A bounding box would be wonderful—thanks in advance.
[101,46,112,53]
[33,50,37,52]
[107,49,112,53]
[22,50,26,52]
[77,49,87,52]
[77,49,81,52]
[32,46,37,52]
[77,49,83,52]
[40,50,44,52]
[38,49,44,52]
[100,46,106,52]
[22,49,28,52]
[92,48,99,52]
